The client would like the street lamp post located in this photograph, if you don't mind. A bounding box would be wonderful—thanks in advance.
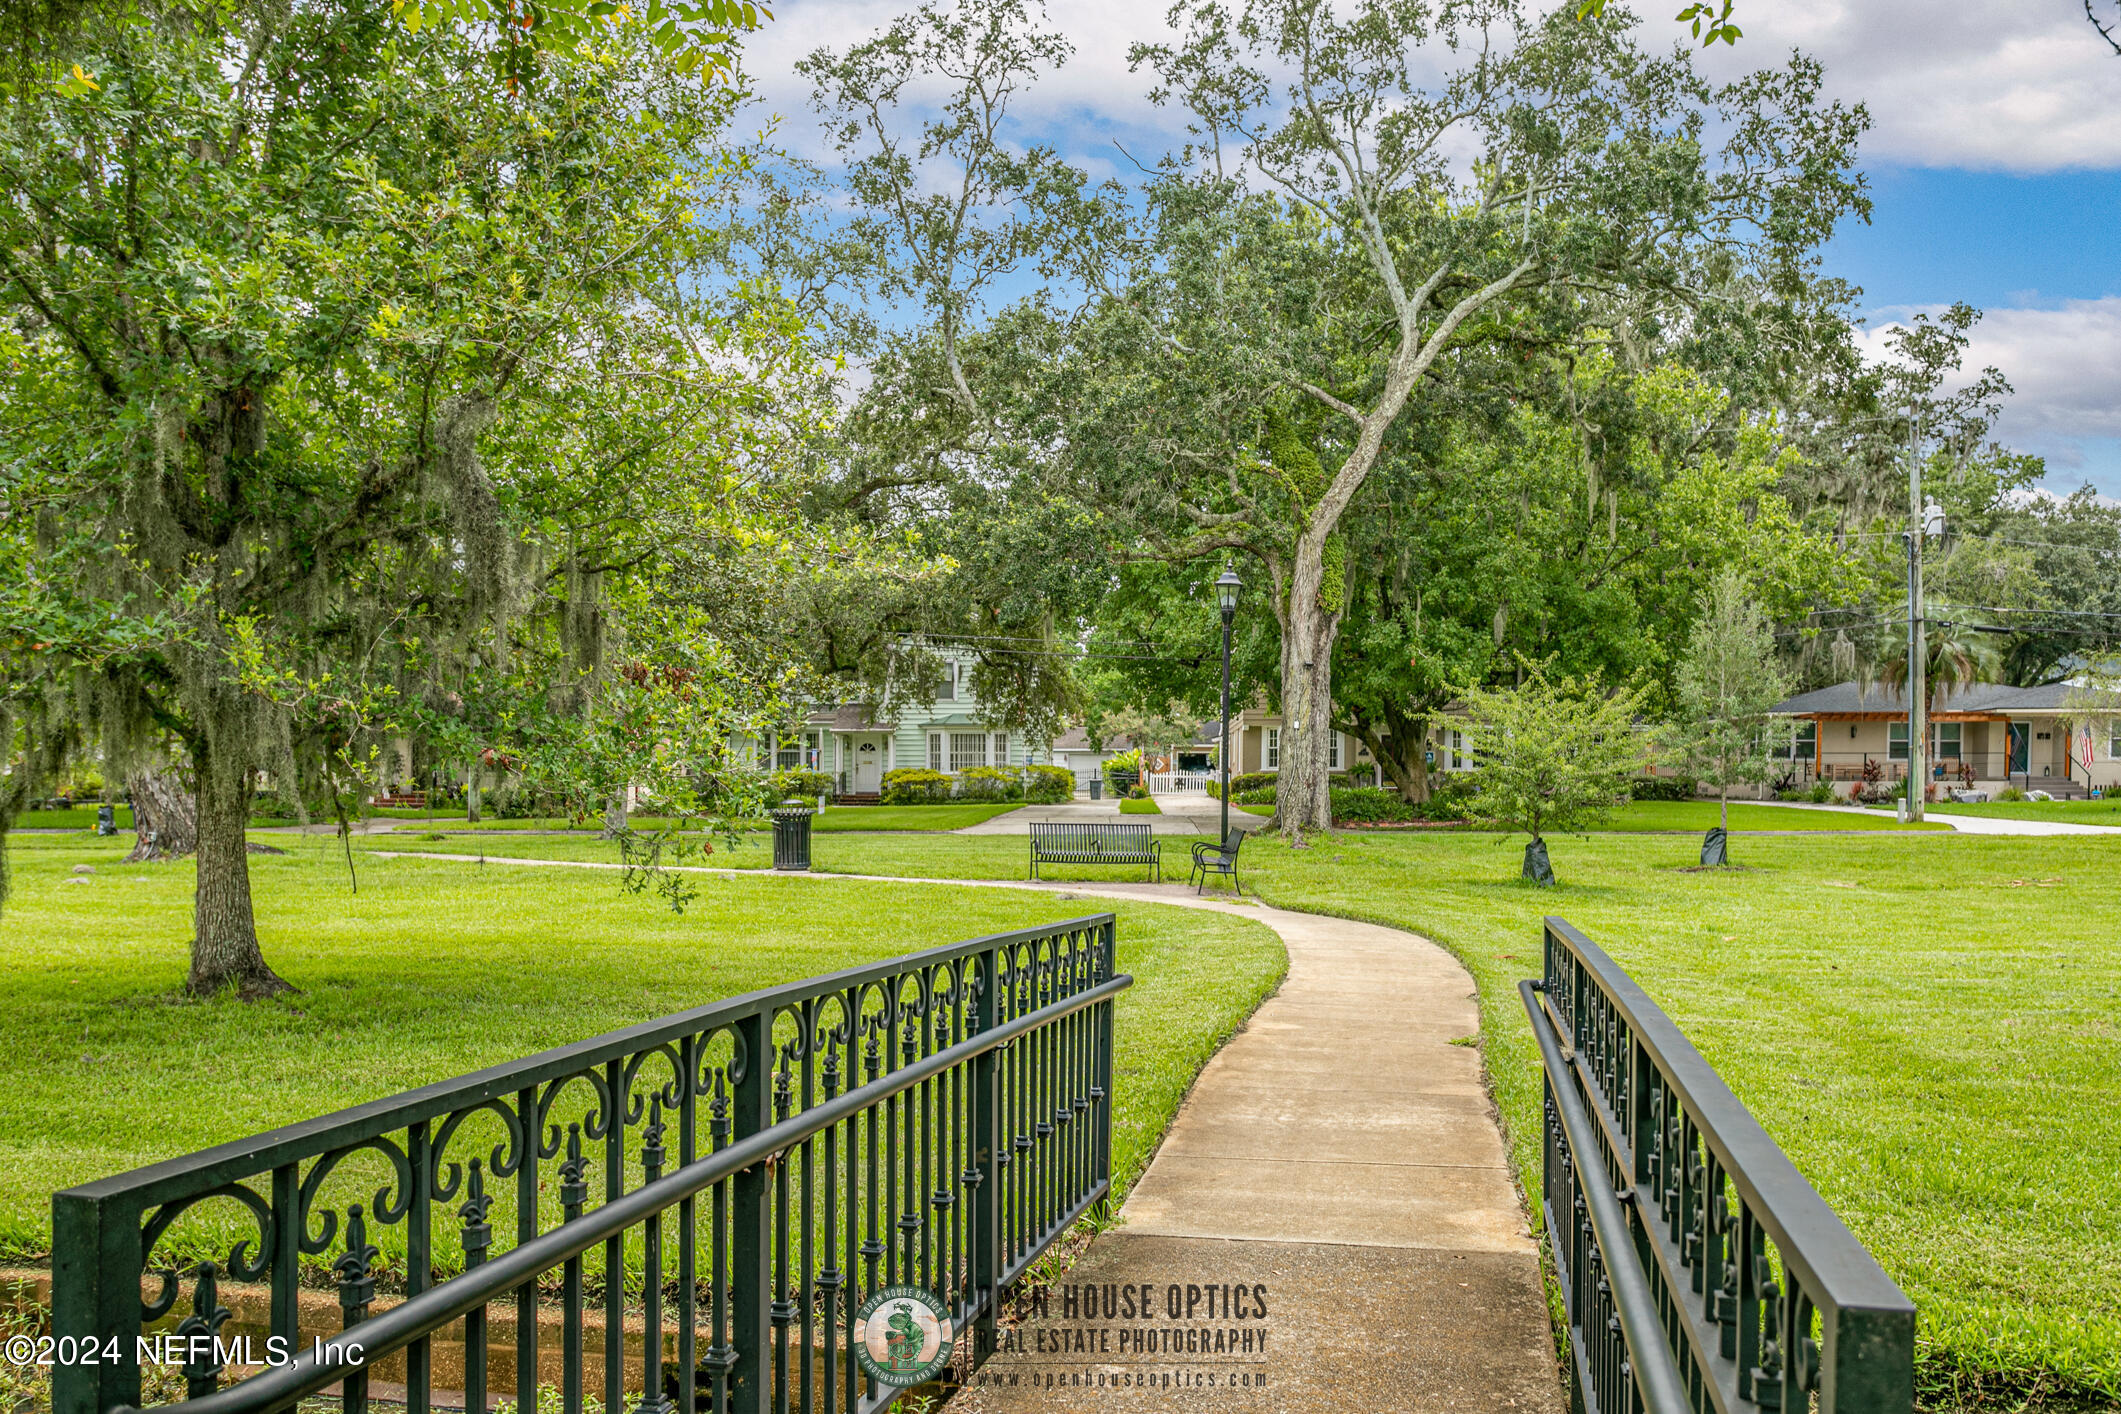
[1215,567,1242,847]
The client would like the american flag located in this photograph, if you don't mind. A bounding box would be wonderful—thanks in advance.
[2082,723,2097,775]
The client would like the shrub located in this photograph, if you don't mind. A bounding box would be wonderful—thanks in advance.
[1808,779,1835,804]
[1225,769,1277,797]
[881,768,954,805]
[1996,785,2027,802]
[1627,774,1698,802]
[956,766,1024,802]
[772,769,833,800]
[1023,764,1075,804]
[1419,776,1478,821]
[1329,786,1420,824]
[1103,749,1142,788]
[1233,783,1277,806]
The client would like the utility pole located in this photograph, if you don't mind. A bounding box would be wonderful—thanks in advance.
[1906,406,1927,822]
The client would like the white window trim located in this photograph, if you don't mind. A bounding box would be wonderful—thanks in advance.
[1264,727,1280,770]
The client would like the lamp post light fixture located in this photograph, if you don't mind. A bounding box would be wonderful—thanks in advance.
[1215,567,1242,847]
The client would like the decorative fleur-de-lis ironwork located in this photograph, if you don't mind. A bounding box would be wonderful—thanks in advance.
[459,1160,493,1265]
[558,1124,590,1218]
[335,1205,379,1323]
[641,1096,668,1178]
[175,1261,233,1400]
[709,1072,732,1151]
[772,1061,794,1124]
[334,1205,380,1414]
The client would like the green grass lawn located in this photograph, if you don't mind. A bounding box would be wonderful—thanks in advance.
[1232,830,2120,1405]
[1583,800,1945,832]
[9,805,132,831]
[0,833,1283,1278]
[1117,796,1161,815]
[349,803,1027,832]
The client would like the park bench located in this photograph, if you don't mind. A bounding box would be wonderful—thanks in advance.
[1187,831,1244,895]
[1028,821,1161,881]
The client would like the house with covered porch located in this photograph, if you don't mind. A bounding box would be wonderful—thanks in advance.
[1768,681,2119,796]
[741,648,1055,801]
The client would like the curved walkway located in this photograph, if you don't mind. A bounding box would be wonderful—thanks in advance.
[376,852,1562,1411]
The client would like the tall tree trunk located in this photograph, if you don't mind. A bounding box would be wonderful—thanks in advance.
[466,762,482,823]
[1273,551,1341,835]
[599,795,628,839]
[124,768,198,863]
[189,740,289,997]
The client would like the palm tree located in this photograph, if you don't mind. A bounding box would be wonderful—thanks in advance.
[1863,609,2004,712]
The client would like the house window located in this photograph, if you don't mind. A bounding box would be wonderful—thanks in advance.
[1888,722,1909,761]
[1265,728,1280,770]
[992,732,1009,766]
[1772,722,1817,760]
[2110,722,2120,759]
[950,732,986,772]
[929,734,943,772]
[1935,722,1962,761]
[937,662,956,701]
[1450,729,1470,771]
[774,732,819,770]
[1327,732,1343,771]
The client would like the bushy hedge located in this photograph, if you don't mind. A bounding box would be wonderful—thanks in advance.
[772,769,834,800]
[881,768,955,805]
[1627,774,1698,802]
[955,766,1023,802]
[1023,764,1076,803]
[1327,786,1421,823]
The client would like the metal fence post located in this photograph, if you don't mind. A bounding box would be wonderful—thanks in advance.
[970,943,1003,1360]
[729,1010,775,1414]
[51,1190,142,1414]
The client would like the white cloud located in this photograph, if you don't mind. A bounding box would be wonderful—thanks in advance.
[1688,1,2121,171]
[743,0,2121,174]
[1856,297,2121,482]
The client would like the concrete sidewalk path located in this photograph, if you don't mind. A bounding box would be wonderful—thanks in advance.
[953,888,1561,1413]
[368,853,1562,1410]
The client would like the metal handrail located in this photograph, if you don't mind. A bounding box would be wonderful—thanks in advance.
[1543,918,1908,1321]
[1519,981,1690,1414]
[120,973,1132,1414]
[1529,917,1915,1414]
[60,917,1098,1213]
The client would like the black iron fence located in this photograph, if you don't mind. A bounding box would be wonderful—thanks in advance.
[52,915,1126,1414]
[1520,917,1914,1414]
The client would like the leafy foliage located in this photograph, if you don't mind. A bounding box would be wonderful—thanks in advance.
[1457,658,1651,847]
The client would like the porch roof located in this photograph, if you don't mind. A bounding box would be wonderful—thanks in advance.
[1771,680,2081,719]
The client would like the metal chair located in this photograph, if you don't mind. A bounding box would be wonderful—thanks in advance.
[1188,831,1244,895]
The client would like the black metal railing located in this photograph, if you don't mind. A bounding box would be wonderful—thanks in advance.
[53,914,1125,1414]
[1520,917,1914,1414]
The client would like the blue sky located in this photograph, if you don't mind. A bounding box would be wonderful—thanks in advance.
[748,0,2121,494]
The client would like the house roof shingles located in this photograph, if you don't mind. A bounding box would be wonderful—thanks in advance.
[1772,681,2080,716]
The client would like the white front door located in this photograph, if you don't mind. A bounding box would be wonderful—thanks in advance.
[853,738,883,793]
